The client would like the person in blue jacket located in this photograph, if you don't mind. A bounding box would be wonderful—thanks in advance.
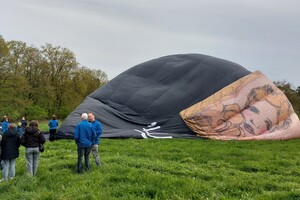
[74,113,96,174]
[88,112,103,166]
[2,118,10,134]
[48,115,59,141]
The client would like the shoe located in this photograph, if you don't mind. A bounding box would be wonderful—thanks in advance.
[0,179,5,182]
[10,177,14,180]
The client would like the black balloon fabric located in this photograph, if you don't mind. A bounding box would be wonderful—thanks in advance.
[56,54,251,139]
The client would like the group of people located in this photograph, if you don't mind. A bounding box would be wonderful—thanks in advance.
[1,116,28,136]
[0,120,45,182]
[0,112,103,181]
[0,114,59,182]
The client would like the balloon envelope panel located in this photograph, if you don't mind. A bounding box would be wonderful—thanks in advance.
[57,54,251,139]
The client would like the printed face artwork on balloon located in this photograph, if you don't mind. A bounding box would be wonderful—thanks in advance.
[180,71,300,140]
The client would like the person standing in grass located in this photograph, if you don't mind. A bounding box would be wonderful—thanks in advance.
[0,123,21,182]
[20,120,46,176]
[21,117,28,129]
[0,134,2,169]
[1,115,7,123]
[16,122,23,136]
[74,113,96,174]
[88,112,103,166]
[48,115,59,141]
[2,117,10,134]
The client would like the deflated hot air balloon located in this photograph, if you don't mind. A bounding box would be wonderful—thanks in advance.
[57,54,300,140]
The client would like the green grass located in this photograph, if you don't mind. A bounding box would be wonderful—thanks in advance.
[1,138,300,199]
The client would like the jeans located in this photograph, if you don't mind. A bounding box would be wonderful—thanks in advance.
[91,144,101,166]
[25,147,40,176]
[1,159,16,180]
[77,146,91,173]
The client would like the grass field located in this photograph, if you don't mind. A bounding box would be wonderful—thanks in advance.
[1,134,300,199]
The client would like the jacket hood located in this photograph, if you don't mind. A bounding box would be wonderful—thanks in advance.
[25,126,40,136]
[5,129,18,137]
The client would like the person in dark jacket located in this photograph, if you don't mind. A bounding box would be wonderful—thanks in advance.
[1,115,7,123]
[0,123,21,182]
[74,113,96,174]
[20,120,46,176]
[21,117,28,129]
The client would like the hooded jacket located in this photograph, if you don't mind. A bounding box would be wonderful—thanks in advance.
[20,126,46,148]
[1,129,21,160]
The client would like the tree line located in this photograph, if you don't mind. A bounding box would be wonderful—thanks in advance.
[275,81,300,117]
[0,36,108,121]
[1,36,300,122]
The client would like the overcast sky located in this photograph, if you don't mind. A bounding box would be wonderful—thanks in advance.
[1,0,300,86]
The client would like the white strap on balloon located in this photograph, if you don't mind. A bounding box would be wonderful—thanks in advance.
[134,123,173,139]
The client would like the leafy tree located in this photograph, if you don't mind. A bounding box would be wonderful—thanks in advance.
[0,37,108,120]
[25,105,48,120]
[40,44,79,115]
[0,35,10,84]
[274,81,300,116]
[61,66,108,117]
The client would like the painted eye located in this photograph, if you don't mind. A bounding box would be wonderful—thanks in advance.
[244,123,255,135]
[264,118,272,130]
[249,106,260,114]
